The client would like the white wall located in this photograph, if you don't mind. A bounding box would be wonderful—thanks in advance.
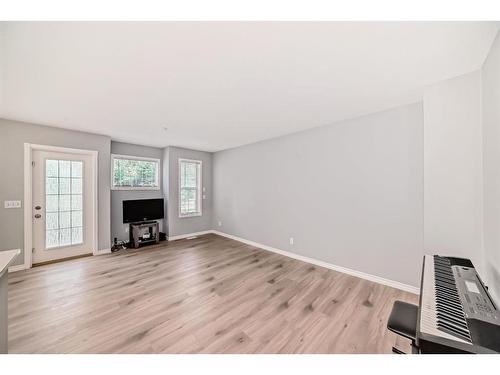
[423,71,484,273]
[213,103,424,288]
[482,31,500,304]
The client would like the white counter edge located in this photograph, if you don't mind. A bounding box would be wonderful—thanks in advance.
[0,249,21,278]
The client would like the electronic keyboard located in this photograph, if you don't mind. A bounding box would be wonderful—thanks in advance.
[417,255,500,353]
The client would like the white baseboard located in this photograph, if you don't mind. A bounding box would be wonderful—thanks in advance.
[93,248,111,256]
[8,264,27,273]
[212,230,420,295]
[10,249,111,270]
[168,230,214,241]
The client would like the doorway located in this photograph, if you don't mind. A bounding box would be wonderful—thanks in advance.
[24,144,98,267]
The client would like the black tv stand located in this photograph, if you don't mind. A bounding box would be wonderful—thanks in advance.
[129,221,160,248]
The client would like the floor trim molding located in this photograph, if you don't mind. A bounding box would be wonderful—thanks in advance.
[212,230,420,295]
[93,248,111,256]
[33,253,93,267]
[10,248,110,271]
[8,264,27,273]
[168,230,214,241]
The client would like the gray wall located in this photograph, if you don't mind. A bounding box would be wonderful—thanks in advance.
[482,30,500,305]
[165,146,212,238]
[213,103,424,287]
[110,141,164,243]
[0,118,111,266]
[423,71,484,274]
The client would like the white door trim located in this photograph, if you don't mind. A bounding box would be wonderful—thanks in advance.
[23,143,99,269]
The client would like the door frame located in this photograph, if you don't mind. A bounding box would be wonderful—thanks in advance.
[23,143,99,269]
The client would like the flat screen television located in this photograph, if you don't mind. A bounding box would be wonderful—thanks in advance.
[123,198,164,223]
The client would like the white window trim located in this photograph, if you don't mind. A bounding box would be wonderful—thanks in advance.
[111,154,160,191]
[178,158,202,218]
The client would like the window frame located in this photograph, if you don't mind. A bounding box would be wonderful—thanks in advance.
[178,158,203,218]
[111,154,160,191]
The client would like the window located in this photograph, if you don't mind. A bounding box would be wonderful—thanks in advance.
[179,159,202,217]
[112,154,160,190]
[45,159,84,248]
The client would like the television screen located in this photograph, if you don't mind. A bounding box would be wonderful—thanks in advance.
[123,198,164,223]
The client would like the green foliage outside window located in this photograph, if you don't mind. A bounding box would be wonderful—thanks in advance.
[113,158,158,188]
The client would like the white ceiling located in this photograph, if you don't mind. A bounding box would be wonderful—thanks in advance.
[1,22,499,152]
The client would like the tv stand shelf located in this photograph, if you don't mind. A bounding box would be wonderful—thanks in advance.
[129,221,160,249]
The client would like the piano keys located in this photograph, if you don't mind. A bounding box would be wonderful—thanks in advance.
[417,255,500,353]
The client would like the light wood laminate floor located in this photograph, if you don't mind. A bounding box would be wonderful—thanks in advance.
[8,234,418,353]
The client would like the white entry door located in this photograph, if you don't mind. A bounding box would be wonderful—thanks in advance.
[32,150,95,264]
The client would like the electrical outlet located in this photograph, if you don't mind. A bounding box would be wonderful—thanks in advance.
[218,221,222,227]
[125,226,129,233]
[289,237,294,245]
[4,200,22,209]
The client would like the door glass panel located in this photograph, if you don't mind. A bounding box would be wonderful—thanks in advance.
[71,178,82,194]
[46,160,59,177]
[59,195,71,211]
[46,230,59,248]
[45,159,84,249]
[59,211,71,228]
[46,195,59,212]
[46,177,58,194]
[59,160,71,177]
[59,178,71,194]
[71,195,82,210]
[46,212,58,230]
[60,228,71,246]
[71,210,82,227]
[72,227,83,245]
[71,161,82,177]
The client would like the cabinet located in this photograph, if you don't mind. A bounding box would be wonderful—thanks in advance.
[129,221,160,248]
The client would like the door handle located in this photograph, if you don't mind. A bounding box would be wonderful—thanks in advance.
[34,214,42,219]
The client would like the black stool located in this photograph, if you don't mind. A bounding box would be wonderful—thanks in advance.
[387,300,419,354]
